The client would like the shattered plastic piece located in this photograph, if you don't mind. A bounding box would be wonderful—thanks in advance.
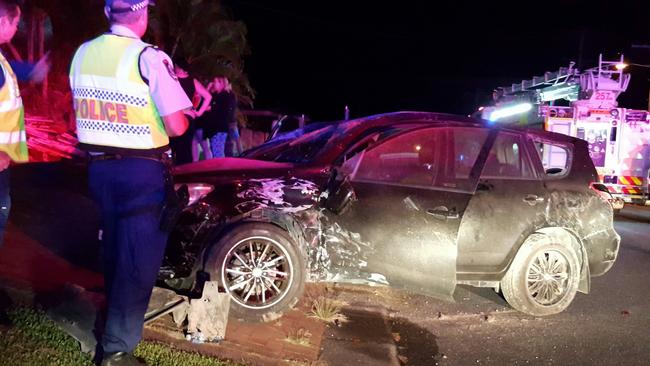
[185,331,224,344]
[621,310,631,317]
[391,332,401,342]
[367,273,389,285]
[176,282,230,343]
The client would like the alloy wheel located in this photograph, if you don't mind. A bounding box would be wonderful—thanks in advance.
[525,249,571,306]
[221,236,294,309]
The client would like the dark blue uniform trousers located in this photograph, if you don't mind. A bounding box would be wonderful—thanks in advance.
[88,158,168,354]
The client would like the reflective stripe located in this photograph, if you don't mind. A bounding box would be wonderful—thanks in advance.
[0,98,22,113]
[0,131,26,144]
[77,119,154,149]
[607,185,643,195]
[71,75,149,107]
[618,176,642,186]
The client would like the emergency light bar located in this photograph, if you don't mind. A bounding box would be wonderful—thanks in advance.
[488,103,533,122]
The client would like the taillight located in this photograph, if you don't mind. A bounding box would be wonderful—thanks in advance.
[590,182,612,202]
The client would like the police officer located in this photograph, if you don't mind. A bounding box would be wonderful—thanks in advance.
[0,0,49,248]
[69,0,190,365]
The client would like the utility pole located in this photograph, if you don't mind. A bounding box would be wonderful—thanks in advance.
[630,44,650,110]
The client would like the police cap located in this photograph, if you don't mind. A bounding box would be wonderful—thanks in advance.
[106,0,155,13]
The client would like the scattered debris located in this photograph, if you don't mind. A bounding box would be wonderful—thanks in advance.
[480,313,495,323]
[392,332,401,342]
[149,282,229,344]
[285,328,312,346]
[184,282,229,343]
[25,117,81,162]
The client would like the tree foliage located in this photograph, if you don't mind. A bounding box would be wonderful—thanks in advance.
[13,0,106,122]
[10,0,253,122]
[150,0,254,106]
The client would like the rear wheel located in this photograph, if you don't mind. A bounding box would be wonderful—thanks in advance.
[206,223,305,322]
[501,233,580,316]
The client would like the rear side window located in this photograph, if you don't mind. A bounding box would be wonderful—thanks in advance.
[481,132,535,179]
[533,140,571,177]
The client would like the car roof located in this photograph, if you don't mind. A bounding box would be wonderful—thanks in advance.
[339,111,487,129]
[246,111,587,165]
[303,112,485,165]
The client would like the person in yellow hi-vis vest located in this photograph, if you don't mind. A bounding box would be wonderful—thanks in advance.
[69,0,190,364]
[0,0,49,248]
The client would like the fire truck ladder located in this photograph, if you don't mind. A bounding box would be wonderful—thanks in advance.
[492,54,631,105]
[493,62,579,102]
[579,54,631,99]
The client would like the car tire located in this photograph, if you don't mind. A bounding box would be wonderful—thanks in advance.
[205,223,305,323]
[500,233,581,316]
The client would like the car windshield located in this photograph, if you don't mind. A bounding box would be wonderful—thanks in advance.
[243,121,354,163]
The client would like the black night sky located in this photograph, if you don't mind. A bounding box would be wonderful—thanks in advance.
[228,0,650,121]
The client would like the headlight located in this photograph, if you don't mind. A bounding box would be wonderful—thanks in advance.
[175,183,214,206]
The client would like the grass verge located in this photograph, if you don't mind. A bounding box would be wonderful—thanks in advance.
[0,307,237,366]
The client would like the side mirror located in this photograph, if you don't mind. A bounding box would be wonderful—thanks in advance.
[324,170,356,215]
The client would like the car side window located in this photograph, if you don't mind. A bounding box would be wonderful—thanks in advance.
[533,139,571,177]
[348,127,487,190]
[481,132,535,179]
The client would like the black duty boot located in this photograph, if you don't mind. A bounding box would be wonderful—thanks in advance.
[100,352,147,366]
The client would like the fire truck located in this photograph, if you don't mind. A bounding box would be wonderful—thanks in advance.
[487,55,650,205]
[544,105,650,205]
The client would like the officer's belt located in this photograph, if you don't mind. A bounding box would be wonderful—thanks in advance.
[88,151,171,164]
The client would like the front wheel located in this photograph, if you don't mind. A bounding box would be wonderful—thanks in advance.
[206,223,305,322]
[501,233,581,316]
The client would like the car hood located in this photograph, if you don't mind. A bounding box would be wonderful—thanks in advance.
[172,157,295,176]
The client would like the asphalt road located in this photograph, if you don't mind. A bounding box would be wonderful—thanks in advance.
[324,205,650,366]
[434,205,650,366]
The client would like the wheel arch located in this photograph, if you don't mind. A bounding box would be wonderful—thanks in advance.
[531,227,590,294]
[200,209,311,272]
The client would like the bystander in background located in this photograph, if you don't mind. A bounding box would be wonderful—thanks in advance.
[169,57,211,165]
[0,0,49,247]
[202,76,239,158]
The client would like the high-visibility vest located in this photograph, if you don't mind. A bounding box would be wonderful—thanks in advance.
[0,52,28,162]
[69,34,168,153]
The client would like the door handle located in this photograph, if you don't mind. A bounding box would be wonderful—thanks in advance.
[523,194,545,205]
[426,208,460,220]
[477,181,493,192]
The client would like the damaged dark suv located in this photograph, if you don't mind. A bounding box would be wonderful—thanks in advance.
[160,111,620,321]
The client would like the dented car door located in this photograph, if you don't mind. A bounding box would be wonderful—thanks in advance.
[331,127,491,300]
